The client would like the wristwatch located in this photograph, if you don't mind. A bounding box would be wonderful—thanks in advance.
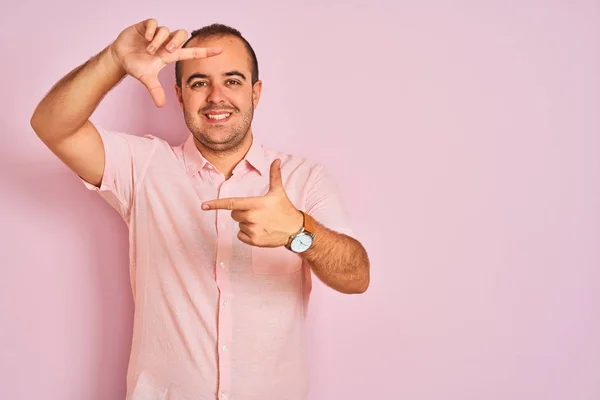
[285,211,316,253]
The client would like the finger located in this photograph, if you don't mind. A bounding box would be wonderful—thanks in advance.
[138,73,166,107]
[133,18,157,41]
[144,18,158,41]
[147,26,171,54]
[162,29,188,53]
[202,196,260,211]
[237,230,253,245]
[166,46,223,63]
[231,210,252,223]
[267,159,283,193]
[238,222,252,234]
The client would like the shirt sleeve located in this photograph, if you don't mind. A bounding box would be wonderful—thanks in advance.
[303,163,355,238]
[80,122,157,220]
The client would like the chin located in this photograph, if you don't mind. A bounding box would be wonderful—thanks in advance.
[195,130,247,151]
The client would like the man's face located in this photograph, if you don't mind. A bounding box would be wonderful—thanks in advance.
[175,35,262,152]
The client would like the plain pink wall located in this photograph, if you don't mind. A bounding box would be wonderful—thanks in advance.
[1,1,599,399]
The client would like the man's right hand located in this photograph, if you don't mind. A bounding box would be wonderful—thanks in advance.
[109,18,223,107]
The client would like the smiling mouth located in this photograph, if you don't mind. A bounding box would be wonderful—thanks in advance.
[206,113,231,120]
[203,112,233,123]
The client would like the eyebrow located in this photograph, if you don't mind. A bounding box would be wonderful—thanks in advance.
[186,71,247,85]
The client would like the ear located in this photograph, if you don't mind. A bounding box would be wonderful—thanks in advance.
[252,80,262,109]
[174,84,184,110]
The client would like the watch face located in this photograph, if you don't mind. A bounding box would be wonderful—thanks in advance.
[291,233,313,253]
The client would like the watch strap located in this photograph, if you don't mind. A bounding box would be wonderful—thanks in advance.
[300,211,315,235]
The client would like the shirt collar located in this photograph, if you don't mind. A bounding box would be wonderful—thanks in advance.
[243,135,269,176]
[182,135,208,177]
[182,134,269,177]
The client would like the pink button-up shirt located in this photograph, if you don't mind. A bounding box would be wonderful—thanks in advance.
[81,123,354,400]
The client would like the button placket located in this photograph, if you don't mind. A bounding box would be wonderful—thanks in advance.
[215,184,234,398]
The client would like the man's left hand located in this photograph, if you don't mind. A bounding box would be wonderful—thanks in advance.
[201,159,304,247]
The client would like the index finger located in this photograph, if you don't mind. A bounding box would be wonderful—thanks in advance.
[170,46,223,62]
[202,196,260,211]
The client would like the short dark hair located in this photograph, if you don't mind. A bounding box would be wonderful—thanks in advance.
[175,23,259,87]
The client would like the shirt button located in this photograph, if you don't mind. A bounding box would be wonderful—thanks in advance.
[223,300,228,307]
[219,222,226,229]
[219,393,226,399]
[222,345,228,352]
[219,261,225,268]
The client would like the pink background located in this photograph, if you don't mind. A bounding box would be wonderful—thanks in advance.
[1,1,599,399]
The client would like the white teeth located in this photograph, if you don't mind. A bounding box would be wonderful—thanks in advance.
[206,113,231,120]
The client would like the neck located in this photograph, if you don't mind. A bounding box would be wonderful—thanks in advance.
[193,131,253,179]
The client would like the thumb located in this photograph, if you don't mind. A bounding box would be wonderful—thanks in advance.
[139,73,166,107]
[267,159,283,193]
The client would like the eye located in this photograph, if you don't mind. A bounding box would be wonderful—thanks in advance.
[226,80,241,86]
[190,81,208,88]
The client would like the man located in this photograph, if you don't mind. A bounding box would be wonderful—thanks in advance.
[30,18,370,400]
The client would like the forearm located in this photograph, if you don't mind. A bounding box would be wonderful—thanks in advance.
[301,220,370,294]
[31,45,126,141]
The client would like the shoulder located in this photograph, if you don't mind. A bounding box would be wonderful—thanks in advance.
[94,123,183,162]
[261,146,339,195]
[93,123,168,153]
[262,146,326,177]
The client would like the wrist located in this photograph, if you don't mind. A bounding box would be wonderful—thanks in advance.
[289,209,304,236]
[284,210,316,253]
[101,44,127,80]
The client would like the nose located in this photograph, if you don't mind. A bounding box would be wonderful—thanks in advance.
[207,83,226,104]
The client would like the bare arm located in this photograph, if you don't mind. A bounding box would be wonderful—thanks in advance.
[30,46,126,187]
[300,220,370,294]
[30,18,223,188]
